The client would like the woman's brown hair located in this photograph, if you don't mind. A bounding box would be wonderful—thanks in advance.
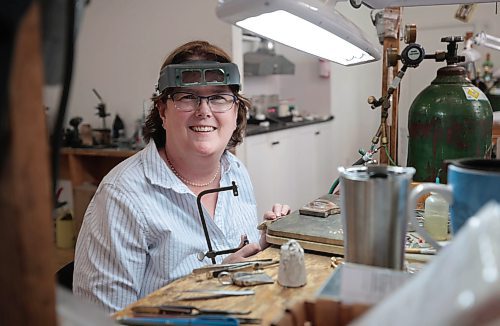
[143,40,249,149]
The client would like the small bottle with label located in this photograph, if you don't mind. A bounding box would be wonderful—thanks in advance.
[423,177,449,241]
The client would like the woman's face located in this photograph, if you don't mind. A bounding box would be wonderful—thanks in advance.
[158,85,238,158]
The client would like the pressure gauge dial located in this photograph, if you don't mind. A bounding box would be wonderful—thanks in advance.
[404,24,417,44]
[401,44,425,67]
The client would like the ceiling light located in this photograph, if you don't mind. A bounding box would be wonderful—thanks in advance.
[216,0,381,66]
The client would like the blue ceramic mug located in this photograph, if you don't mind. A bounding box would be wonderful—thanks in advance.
[408,159,500,250]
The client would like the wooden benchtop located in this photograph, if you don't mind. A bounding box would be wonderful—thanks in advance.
[60,147,138,158]
[113,246,335,325]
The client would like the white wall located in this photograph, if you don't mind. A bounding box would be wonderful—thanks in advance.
[328,3,384,177]
[242,42,331,117]
[278,45,331,117]
[54,0,232,137]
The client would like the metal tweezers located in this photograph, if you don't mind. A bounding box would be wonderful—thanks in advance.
[131,305,251,316]
[192,259,278,277]
[176,289,255,301]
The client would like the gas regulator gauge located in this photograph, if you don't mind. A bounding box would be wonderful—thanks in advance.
[401,43,425,67]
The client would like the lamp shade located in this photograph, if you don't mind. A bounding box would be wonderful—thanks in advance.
[216,0,381,66]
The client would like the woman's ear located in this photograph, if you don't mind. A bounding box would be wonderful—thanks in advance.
[234,108,240,130]
[157,101,167,126]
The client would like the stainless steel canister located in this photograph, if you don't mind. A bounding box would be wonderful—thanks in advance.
[338,165,416,270]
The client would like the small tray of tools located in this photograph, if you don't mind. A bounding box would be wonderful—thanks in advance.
[266,194,344,254]
[299,198,340,218]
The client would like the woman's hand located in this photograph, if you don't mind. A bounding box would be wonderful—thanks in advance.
[224,203,292,264]
[263,203,291,221]
[259,203,291,249]
[221,235,261,264]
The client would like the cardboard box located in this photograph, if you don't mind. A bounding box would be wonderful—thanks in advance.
[272,263,409,325]
[271,299,371,326]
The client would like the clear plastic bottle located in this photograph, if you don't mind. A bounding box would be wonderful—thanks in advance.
[424,190,449,241]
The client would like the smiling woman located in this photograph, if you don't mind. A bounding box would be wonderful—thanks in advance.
[72,40,291,313]
[145,41,250,149]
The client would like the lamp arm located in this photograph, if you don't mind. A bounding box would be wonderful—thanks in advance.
[481,43,500,52]
[474,32,500,52]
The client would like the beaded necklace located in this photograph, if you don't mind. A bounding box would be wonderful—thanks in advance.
[164,149,220,187]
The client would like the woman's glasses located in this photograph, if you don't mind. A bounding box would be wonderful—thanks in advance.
[167,92,237,113]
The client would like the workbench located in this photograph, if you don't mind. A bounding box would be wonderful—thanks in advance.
[113,246,335,325]
[59,147,138,188]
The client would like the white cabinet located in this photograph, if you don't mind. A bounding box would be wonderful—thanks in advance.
[293,122,335,207]
[313,122,335,194]
[237,121,335,217]
[243,129,295,217]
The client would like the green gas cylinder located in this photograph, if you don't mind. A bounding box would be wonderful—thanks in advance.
[407,65,493,182]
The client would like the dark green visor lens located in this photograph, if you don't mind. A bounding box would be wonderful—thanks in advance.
[181,69,225,84]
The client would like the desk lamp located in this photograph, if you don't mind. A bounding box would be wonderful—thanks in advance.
[216,0,495,66]
[216,0,381,66]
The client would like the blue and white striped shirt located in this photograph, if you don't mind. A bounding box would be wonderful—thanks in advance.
[73,141,260,312]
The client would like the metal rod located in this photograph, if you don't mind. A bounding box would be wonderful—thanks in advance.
[196,181,238,264]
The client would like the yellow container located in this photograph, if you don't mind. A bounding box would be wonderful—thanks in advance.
[56,212,75,249]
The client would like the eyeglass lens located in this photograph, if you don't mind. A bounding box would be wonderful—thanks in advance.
[171,92,235,112]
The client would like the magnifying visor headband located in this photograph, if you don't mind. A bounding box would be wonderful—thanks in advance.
[157,61,240,93]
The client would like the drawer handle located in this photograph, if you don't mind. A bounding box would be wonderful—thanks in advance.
[315,131,321,135]
[271,141,280,145]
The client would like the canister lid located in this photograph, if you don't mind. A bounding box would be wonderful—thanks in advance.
[448,159,500,173]
[437,65,466,76]
[338,165,416,180]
